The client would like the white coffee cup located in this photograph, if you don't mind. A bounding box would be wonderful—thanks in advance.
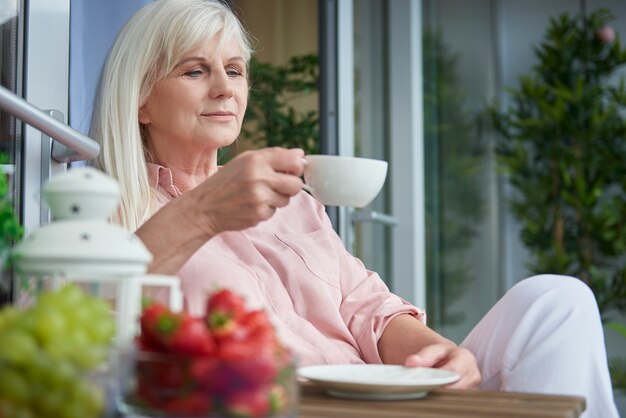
[302,155,388,207]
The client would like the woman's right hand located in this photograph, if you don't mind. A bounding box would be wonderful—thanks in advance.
[188,147,307,236]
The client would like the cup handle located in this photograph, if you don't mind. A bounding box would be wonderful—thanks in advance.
[301,157,315,194]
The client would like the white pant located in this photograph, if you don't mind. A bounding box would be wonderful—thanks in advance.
[461,275,619,418]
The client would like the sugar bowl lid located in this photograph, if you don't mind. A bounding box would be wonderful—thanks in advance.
[42,166,120,220]
[13,167,153,278]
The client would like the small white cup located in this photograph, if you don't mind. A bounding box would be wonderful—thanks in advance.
[303,155,388,207]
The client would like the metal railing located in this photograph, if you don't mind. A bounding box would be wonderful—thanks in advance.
[0,85,100,161]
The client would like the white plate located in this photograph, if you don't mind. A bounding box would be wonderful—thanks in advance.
[298,364,460,400]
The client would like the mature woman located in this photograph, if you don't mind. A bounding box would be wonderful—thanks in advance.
[90,1,618,416]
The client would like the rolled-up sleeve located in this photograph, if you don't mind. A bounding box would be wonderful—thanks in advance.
[311,202,426,364]
[339,256,425,363]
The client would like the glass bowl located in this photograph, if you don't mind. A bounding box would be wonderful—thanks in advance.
[114,348,298,418]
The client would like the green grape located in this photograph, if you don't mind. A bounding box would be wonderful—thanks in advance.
[59,395,92,418]
[36,390,64,417]
[37,358,77,388]
[0,306,20,334]
[11,311,36,336]
[53,283,86,309]
[83,304,116,344]
[15,408,35,418]
[0,330,38,366]
[72,346,109,370]
[0,399,17,418]
[90,296,113,318]
[43,335,74,362]
[86,316,116,344]
[72,378,104,414]
[0,399,34,418]
[30,305,67,346]
[0,284,114,418]
[0,366,30,405]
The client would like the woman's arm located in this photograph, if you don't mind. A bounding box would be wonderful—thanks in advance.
[135,194,213,274]
[136,148,307,274]
[378,314,481,389]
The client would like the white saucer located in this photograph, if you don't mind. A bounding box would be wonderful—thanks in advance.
[298,364,460,401]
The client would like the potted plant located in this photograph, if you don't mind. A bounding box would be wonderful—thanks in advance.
[491,8,626,318]
[490,7,626,395]
[219,54,319,163]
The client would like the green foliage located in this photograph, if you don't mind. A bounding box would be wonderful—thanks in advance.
[608,322,626,390]
[610,356,626,390]
[491,8,626,319]
[0,153,22,265]
[220,54,319,163]
[423,29,487,327]
[608,321,626,339]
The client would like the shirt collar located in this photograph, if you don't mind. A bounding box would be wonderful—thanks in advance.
[146,162,183,197]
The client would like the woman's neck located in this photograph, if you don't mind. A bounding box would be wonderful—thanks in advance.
[148,147,219,192]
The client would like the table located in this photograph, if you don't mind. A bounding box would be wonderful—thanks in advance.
[298,383,586,418]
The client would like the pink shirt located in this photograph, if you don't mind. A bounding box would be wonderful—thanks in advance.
[148,163,425,365]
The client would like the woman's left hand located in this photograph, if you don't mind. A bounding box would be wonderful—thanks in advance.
[378,314,481,389]
[404,344,481,389]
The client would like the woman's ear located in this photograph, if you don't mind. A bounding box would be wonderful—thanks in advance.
[138,105,150,124]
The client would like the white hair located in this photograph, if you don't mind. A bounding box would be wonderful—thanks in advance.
[90,0,252,231]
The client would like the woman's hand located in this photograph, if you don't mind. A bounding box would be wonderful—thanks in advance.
[404,344,481,389]
[378,314,481,389]
[136,147,306,275]
[188,147,306,236]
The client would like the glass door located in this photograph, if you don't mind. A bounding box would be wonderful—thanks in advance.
[22,0,71,235]
[337,0,426,307]
[12,0,101,304]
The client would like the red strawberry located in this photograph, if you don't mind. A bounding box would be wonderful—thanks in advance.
[218,333,261,360]
[163,391,213,416]
[218,336,279,389]
[149,359,189,390]
[190,356,220,389]
[139,303,216,356]
[240,310,273,334]
[218,310,275,345]
[242,352,279,387]
[169,315,216,356]
[205,289,246,337]
[138,302,172,349]
[136,371,165,409]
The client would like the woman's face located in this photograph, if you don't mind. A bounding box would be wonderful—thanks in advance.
[139,35,248,155]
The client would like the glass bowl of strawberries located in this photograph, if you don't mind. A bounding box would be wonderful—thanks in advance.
[115,289,298,418]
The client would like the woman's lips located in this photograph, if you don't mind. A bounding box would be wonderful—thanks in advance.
[202,111,236,121]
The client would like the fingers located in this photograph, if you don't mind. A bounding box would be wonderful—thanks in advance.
[445,368,481,389]
[233,148,306,197]
[438,347,481,389]
[261,147,306,176]
[404,344,451,368]
[196,148,307,235]
[404,344,481,390]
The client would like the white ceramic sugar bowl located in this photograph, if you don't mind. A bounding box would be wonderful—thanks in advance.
[13,167,183,342]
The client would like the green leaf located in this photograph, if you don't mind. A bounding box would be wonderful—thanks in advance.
[607,322,626,339]
[490,7,626,317]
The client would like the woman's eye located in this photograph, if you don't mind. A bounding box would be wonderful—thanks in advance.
[226,68,243,78]
[184,69,203,78]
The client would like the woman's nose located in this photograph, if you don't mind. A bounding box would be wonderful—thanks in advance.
[209,70,234,99]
